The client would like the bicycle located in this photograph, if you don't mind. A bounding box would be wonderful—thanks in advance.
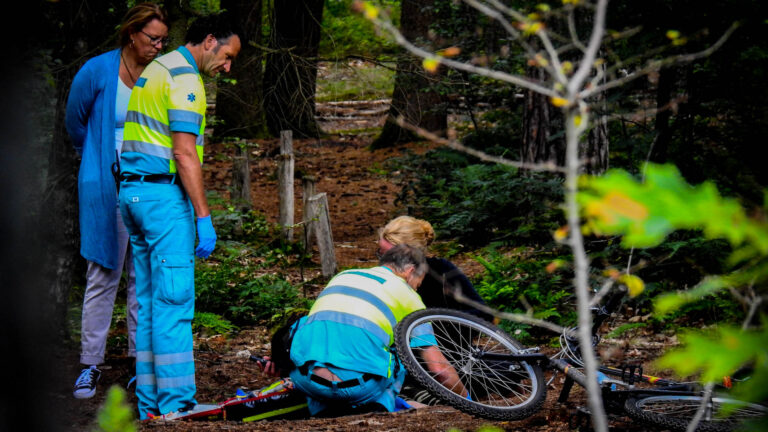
[394,291,767,432]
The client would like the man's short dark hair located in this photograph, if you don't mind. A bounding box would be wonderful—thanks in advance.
[185,11,240,45]
[379,244,428,278]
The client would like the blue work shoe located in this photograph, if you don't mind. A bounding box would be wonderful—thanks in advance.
[73,365,102,399]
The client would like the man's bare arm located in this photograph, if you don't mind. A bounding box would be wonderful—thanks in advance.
[421,345,468,397]
[172,131,209,218]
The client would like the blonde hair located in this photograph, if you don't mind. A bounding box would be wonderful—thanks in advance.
[380,216,435,249]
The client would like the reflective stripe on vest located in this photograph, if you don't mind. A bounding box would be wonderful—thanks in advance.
[306,267,416,347]
[122,48,205,175]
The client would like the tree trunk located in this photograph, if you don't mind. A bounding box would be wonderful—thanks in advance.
[522,67,565,167]
[371,0,447,149]
[214,0,267,139]
[263,0,324,138]
[649,66,676,163]
[581,65,610,175]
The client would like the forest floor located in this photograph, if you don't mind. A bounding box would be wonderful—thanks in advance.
[49,81,679,431]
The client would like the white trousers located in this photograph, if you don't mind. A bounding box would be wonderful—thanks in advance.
[80,205,137,365]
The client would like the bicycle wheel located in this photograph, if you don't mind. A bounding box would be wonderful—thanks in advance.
[395,308,546,420]
[624,394,768,432]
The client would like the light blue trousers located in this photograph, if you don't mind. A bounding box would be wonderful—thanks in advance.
[119,181,197,419]
[289,362,405,415]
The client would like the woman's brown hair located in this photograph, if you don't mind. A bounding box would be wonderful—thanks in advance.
[118,3,170,48]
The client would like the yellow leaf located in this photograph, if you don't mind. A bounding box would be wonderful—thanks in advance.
[584,191,649,224]
[525,22,543,36]
[537,4,551,12]
[546,259,565,273]
[422,57,440,73]
[666,30,681,40]
[554,225,569,241]
[561,61,573,74]
[574,115,582,126]
[551,96,569,107]
[672,38,688,46]
[619,274,645,297]
[534,53,549,67]
[528,13,541,21]
[363,2,379,20]
[439,46,461,57]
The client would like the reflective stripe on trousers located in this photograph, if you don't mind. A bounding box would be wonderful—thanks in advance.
[119,181,196,419]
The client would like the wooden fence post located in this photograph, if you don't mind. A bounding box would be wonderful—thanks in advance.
[277,130,294,241]
[230,138,252,210]
[302,175,317,248]
[308,192,336,277]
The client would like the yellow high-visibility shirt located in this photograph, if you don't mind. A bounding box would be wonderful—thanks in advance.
[121,46,206,176]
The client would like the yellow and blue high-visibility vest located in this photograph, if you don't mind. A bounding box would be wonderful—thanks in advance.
[289,266,427,378]
[120,46,206,176]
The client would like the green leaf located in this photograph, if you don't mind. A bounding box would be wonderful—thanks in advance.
[656,326,768,383]
[96,386,136,432]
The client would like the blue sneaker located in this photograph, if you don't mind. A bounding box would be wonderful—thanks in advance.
[73,366,101,399]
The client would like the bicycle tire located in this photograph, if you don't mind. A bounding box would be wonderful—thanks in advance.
[395,308,546,420]
[624,394,768,432]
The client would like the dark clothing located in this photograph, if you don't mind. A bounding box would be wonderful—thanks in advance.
[419,257,493,322]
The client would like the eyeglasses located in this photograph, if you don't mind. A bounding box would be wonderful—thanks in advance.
[141,30,169,47]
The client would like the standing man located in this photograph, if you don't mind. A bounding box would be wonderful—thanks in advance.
[118,13,240,419]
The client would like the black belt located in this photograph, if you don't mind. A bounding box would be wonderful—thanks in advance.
[122,174,179,184]
[309,373,377,389]
[299,364,377,389]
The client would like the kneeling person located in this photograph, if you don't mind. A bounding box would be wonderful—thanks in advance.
[288,244,465,415]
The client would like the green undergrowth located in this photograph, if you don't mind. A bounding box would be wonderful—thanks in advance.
[471,245,575,344]
[316,61,395,102]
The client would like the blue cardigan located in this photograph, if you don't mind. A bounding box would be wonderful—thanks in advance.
[65,49,121,270]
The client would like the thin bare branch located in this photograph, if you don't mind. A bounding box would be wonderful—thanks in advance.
[685,383,714,432]
[372,16,559,98]
[568,0,608,94]
[567,6,587,53]
[450,286,572,335]
[394,116,566,173]
[583,22,740,97]
[462,0,538,59]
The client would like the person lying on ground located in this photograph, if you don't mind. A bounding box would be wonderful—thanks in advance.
[257,244,467,416]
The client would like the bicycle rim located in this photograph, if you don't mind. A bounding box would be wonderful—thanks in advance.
[625,394,768,432]
[395,308,545,420]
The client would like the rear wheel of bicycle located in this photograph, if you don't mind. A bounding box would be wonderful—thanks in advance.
[624,394,768,432]
[395,308,546,420]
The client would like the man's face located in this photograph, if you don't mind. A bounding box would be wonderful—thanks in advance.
[404,268,425,290]
[201,34,241,77]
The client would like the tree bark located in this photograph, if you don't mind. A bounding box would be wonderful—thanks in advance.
[263,0,324,138]
[214,0,267,139]
[649,66,676,163]
[522,66,565,168]
[371,0,447,149]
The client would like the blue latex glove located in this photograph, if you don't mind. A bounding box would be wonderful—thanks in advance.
[466,392,472,401]
[394,396,412,411]
[195,215,217,258]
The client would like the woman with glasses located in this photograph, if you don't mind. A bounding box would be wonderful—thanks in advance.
[65,2,170,400]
